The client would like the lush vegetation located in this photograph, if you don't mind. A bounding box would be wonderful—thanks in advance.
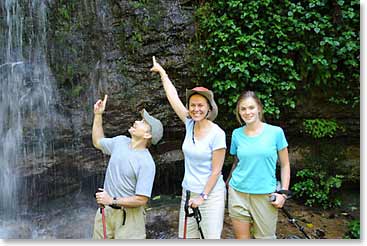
[293,116,346,209]
[292,168,343,209]
[302,118,345,138]
[194,0,359,210]
[194,0,359,121]
[344,219,360,239]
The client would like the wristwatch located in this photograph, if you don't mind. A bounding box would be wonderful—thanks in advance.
[112,197,118,206]
[200,193,208,200]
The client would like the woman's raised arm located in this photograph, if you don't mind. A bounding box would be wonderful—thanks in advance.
[150,56,188,123]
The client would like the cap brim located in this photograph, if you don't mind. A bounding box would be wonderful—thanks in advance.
[140,109,163,145]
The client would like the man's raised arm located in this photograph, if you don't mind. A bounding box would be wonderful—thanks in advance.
[92,95,108,150]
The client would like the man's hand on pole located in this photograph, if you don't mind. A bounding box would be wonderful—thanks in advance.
[95,188,113,206]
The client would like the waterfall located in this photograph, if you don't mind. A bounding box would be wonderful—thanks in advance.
[0,0,57,219]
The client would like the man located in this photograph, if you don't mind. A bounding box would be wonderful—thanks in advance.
[92,94,163,239]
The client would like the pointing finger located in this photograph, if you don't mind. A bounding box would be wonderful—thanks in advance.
[94,100,101,108]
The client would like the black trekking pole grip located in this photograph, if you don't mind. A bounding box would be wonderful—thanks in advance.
[183,190,191,239]
[185,190,191,212]
[186,190,191,200]
[94,189,104,213]
[270,195,276,202]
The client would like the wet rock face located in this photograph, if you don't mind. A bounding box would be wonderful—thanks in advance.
[47,0,198,145]
[11,0,198,205]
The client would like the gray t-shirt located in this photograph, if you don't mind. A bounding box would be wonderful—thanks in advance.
[99,135,156,198]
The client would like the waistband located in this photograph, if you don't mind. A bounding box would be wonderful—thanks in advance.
[109,204,123,209]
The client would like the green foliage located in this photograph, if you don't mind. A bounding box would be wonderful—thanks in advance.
[343,219,360,239]
[303,119,345,138]
[292,169,343,209]
[70,84,84,97]
[48,0,101,85]
[112,0,164,57]
[194,0,359,120]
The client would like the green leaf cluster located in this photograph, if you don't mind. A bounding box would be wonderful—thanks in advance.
[344,219,360,239]
[194,0,359,119]
[292,168,343,209]
[303,118,345,138]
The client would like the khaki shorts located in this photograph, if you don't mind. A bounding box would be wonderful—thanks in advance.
[178,187,226,239]
[93,206,146,239]
[228,186,278,239]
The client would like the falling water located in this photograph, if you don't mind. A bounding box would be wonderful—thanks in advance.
[0,0,57,219]
[1,0,188,238]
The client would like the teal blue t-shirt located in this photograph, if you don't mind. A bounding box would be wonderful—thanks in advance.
[229,123,288,194]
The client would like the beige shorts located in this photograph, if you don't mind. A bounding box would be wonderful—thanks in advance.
[228,186,278,239]
[93,206,146,239]
[178,187,226,239]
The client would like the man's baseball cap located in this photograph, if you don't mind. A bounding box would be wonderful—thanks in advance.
[140,109,163,145]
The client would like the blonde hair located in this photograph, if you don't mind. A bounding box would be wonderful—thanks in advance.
[235,91,264,125]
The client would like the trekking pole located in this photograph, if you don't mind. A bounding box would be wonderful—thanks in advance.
[280,207,310,239]
[270,193,311,239]
[192,207,205,239]
[183,190,191,239]
[95,189,107,239]
[101,206,107,239]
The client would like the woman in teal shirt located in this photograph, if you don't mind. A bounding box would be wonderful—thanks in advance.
[226,91,291,239]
